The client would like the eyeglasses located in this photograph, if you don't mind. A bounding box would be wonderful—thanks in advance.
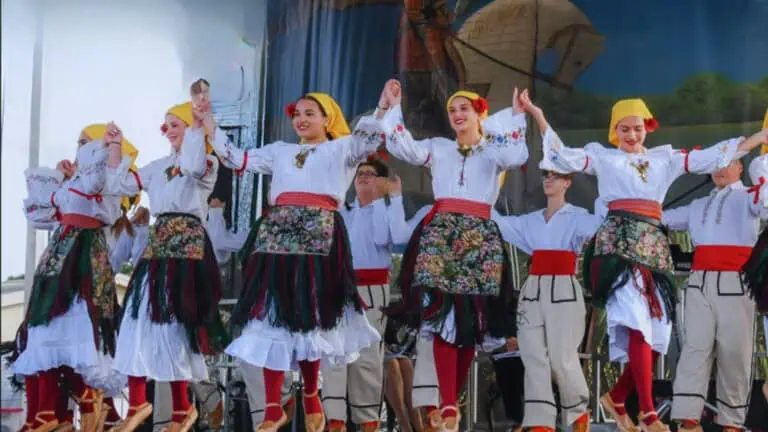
[356,171,380,178]
[541,170,566,179]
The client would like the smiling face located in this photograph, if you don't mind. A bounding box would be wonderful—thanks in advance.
[448,96,480,135]
[615,116,647,153]
[354,163,379,196]
[711,159,743,189]
[291,98,328,142]
[541,170,572,197]
[164,114,187,150]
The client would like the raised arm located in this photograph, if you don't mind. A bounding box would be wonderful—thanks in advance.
[662,204,691,232]
[342,112,387,167]
[378,104,433,166]
[74,140,109,194]
[669,138,743,178]
[23,167,65,229]
[480,89,528,169]
[519,90,596,175]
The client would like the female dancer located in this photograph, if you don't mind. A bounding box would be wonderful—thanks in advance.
[14,123,137,432]
[209,92,384,432]
[110,102,229,432]
[518,94,768,432]
[377,79,528,431]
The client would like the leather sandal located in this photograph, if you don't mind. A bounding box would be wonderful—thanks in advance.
[255,403,288,432]
[302,390,325,432]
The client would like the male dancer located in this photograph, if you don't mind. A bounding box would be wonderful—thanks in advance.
[668,156,768,432]
[496,159,600,432]
[322,160,409,432]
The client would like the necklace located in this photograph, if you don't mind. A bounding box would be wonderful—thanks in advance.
[294,146,317,169]
[629,159,650,183]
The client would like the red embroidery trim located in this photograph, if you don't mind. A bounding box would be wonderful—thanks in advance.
[748,176,766,205]
[234,152,248,177]
[68,187,103,203]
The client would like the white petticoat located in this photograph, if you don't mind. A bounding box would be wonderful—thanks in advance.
[11,297,126,396]
[225,306,380,372]
[112,280,209,382]
[606,270,671,363]
[419,298,506,351]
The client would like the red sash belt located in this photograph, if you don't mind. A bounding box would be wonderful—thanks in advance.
[60,214,105,229]
[274,192,338,211]
[691,245,752,271]
[529,250,577,275]
[424,198,492,225]
[608,199,662,221]
[355,268,389,286]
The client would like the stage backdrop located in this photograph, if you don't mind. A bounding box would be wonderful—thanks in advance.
[261,0,767,217]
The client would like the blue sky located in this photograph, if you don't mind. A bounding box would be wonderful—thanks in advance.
[570,0,768,95]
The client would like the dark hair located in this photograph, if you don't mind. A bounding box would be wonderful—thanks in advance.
[358,159,389,178]
[190,78,210,95]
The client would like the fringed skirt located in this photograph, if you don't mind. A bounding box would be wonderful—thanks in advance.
[582,211,675,362]
[113,213,229,382]
[383,212,516,349]
[225,205,380,372]
[744,228,768,313]
[12,224,126,394]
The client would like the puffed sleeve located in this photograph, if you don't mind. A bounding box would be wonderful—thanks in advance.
[341,112,387,166]
[105,156,147,196]
[179,128,214,179]
[210,126,275,175]
[74,140,109,194]
[481,108,528,169]
[669,137,742,178]
[541,128,599,176]
[380,105,434,167]
[23,167,64,228]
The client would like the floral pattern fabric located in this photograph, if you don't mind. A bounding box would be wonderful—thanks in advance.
[34,226,115,318]
[254,206,335,256]
[414,213,505,296]
[593,214,674,272]
[143,214,206,260]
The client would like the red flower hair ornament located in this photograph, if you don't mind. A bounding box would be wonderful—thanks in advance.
[472,97,489,115]
[160,124,168,135]
[285,103,297,118]
[644,118,659,133]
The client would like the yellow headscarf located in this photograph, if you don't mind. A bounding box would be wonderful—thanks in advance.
[761,108,767,155]
[608,99,656,146]
[302,93,351,141]
[82,123,140,210]
[165,102,214,154]
[446,91,505,185]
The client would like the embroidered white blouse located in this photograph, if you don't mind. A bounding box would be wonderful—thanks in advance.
[342,196,411,270]
[663,156,768,247]
[211,115,386,205]
[497,203,601,257]
[106,127,218,221]
[379,105,528,204]
[541,128,742,205]
[24,140,123,228]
